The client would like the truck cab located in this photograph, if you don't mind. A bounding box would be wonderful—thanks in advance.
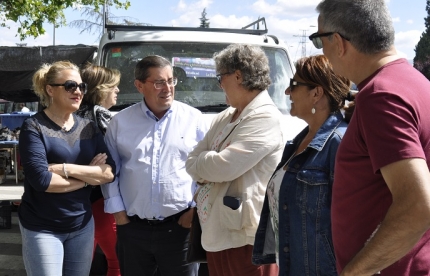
[95,18,306,140]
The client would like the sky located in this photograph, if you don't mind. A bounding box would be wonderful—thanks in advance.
[0,0,426,63]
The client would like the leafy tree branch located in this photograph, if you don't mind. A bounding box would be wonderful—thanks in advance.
[0,0,130,40]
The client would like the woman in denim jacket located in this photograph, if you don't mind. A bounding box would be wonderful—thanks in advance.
[253,55,350,275]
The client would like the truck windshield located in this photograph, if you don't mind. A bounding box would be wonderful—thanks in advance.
[102,42,294,114]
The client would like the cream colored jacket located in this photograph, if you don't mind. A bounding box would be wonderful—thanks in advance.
[186,90,284,252]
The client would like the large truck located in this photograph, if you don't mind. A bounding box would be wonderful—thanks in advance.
[94,18,306,140]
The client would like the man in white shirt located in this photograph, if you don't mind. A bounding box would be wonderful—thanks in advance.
[19,103,30,112]
[102,55,207,275]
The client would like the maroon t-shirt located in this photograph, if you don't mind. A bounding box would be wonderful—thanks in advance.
[332,59,430,275]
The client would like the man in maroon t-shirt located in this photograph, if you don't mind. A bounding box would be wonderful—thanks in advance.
[309,0,430,275]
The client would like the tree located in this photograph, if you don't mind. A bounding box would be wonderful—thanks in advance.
[414,0,430,80]
[199,8,210,28]
[0,0,130,40]
[69,2,151,42]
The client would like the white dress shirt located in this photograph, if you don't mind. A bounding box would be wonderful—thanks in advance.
[102,100,207,219]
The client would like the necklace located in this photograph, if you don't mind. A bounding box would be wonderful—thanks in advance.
[45,109,74,132]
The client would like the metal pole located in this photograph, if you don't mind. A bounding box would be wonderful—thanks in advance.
[103,0,107,34]
[53,22,55,46]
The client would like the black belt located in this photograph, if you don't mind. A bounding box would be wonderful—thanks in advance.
[128,208,190,226]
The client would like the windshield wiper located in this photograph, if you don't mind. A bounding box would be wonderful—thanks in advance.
[194,104,229,112]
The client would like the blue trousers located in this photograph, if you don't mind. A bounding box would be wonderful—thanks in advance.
[19,217,94,276]
[116,218,198,276]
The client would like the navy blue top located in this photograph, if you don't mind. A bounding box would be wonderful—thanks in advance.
[18,111,115,233]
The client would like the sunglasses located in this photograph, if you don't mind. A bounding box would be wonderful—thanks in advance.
[49,80,88,94]
[289,78,315,91]
[308,32,350,49]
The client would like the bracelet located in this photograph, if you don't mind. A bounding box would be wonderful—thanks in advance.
[63,163,68,179]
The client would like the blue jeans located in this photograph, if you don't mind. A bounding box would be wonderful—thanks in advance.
[19,217,94,276]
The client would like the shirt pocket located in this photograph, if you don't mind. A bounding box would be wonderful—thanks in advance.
[296,169,330,214]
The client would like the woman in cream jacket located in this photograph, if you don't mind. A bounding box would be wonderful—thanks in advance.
[186,44,284,276]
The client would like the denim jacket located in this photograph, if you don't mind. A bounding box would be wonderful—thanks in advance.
[253,111,347,276]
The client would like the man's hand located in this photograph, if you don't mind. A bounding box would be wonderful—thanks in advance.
[113,211,130,225]
[177,208,195,228]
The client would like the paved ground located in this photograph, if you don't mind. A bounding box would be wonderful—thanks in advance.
[0,210,26,276]
[0,210,111,276]
[0,178,208,276]
[0,175,26,276]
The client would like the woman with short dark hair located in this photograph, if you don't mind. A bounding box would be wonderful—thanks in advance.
[253,54,350,276]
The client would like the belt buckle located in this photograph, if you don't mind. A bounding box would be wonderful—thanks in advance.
[146,219,161,225]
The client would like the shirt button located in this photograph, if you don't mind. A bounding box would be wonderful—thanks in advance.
[283,204,287,210]
[283,247,289,253]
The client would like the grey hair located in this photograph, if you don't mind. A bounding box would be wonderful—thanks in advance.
[213,44,271,91]
[316,0,395,54]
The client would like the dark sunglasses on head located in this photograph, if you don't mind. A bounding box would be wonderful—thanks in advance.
[289,78,315,91]
[308,31,350,49]
[49,80,88,94]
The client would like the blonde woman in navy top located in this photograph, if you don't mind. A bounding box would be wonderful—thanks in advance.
[18,61,115,276]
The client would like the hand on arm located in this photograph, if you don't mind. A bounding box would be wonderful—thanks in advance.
[341,158,430,276]
[44,173,86,193]
[48,153,114,186]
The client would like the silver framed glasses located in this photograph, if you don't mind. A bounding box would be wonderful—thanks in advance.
[145,78,178,89]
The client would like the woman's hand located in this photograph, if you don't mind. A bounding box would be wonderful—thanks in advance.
[47,153,107,178]
[47,163,61,174]
[197,180,210,186]
[89,153,107,166]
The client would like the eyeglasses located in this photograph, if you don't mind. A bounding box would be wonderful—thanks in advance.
[49,80,88,94]
[308,32,350,49]
[216,72,232,84]
[289,78,315,91]
[145,78,178,89]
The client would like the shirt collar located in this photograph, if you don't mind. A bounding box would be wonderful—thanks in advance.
[292,111,345,151]
[140,100,175,122]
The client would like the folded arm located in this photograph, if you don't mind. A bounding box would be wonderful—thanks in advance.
[48,155,114,186]
[187,113,282,183]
